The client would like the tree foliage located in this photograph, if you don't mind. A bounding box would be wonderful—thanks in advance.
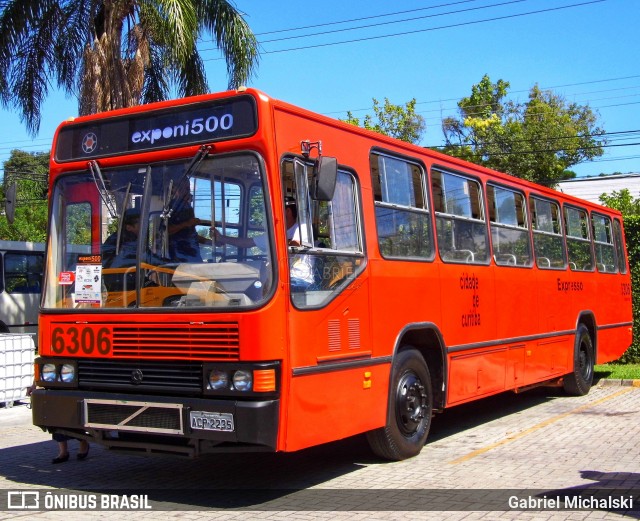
[0,0,259,135]
[0,150,49,241]
[343,98,426,145]
[600,189,640,216]
[599,189,640,363]
[442,75,606,187]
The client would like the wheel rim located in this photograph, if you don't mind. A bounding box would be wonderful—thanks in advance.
[395,371,428,437]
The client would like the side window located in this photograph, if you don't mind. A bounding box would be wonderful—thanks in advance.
[283,158,365,309]
[4,252,44,293]
[370,153,433,259]
[487,184,532,267]
[432,169,488,264]
[564,206,594,272]
[592,213,617,273]
[613,218,628,274]
[530,197,566,269]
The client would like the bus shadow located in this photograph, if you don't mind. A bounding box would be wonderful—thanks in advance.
[428,385,561,442]
[0,387,565,509]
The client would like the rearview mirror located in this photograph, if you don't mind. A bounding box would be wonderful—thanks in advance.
[310,156,337,201]
[4,181,16,223]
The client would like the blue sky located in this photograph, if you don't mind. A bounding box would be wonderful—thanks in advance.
[1,0,639,180]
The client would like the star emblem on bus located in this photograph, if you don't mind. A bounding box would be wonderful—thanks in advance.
[82,132,98,154]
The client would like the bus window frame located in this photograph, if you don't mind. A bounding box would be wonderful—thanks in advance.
[529,194,567,271]
[486,182,533,269]
[369,148,435,262]
[613,217,628,274]
[431,166,490,266]
[591,211,618,274]
[281,155,367,310]
[563,204,595,273]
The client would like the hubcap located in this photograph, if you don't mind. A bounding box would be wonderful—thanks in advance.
[395,372,428,437]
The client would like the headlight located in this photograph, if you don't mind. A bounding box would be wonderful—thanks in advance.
[60,364,75,383]
[233,370,252,391]
[208,370,229,390]
[42,364,57,382]
[203,362,278,395]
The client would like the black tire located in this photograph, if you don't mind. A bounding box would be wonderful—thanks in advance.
[563,324,594,396]
[367,348,433,460]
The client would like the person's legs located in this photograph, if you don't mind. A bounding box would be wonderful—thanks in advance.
[51,438,69,464]
[77,439,90,460]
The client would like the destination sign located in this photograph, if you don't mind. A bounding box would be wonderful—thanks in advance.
[54,95,257,162]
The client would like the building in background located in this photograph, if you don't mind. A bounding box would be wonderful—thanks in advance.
[557,173,640,204]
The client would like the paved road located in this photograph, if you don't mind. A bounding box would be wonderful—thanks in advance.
[0,382,639,520]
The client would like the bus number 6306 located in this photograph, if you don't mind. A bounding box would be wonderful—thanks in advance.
[51,326,112,355]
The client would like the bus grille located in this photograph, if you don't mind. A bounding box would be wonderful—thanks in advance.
[78,359,202,394]
[111,322,240,360]
[84,399,184,434]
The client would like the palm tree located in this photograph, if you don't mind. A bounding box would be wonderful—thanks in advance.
[0,0,259,135]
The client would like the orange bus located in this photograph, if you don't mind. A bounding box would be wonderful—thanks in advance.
[32,88,633,460]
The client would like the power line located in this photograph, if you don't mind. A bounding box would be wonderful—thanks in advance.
[201,0,605,58]
[257,0,527,45]
[251,0,482,36]
[429,129,640,150]
[416,98,640,125]
[325,76,640,116]
[416,88,640,118]
[480,141,640,156]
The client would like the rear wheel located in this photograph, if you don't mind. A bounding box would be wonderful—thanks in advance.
[563,324,594,396]
[367,348,433,460]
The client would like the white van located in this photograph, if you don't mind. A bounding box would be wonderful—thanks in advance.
[0,240,44,341]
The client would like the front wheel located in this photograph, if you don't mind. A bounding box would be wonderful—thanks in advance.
[367,348,433,461]
[563,324,594,396]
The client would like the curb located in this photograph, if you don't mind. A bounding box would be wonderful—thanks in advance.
[596,378,640,387]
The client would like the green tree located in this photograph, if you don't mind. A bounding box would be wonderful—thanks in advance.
[599,189,640,363]
[0,0,259,135]
[343,98,426,145]
[0,150,49,241]
[600,189,640,216]
[442,75,606,187]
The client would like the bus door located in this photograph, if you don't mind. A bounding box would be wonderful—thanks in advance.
[281,157,373,450]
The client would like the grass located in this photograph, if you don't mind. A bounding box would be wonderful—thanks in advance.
[594,363,640,380]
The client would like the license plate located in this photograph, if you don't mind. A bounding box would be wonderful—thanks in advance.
[189,411,235,432]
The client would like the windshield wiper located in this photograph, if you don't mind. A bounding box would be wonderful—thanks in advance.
[114,182,132,255]
[161,144,211,222]
[88,160,117,219]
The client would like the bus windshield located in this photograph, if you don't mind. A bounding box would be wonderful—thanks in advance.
[42,153,273,310]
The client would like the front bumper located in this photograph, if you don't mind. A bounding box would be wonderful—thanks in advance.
[32,389,279,457]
